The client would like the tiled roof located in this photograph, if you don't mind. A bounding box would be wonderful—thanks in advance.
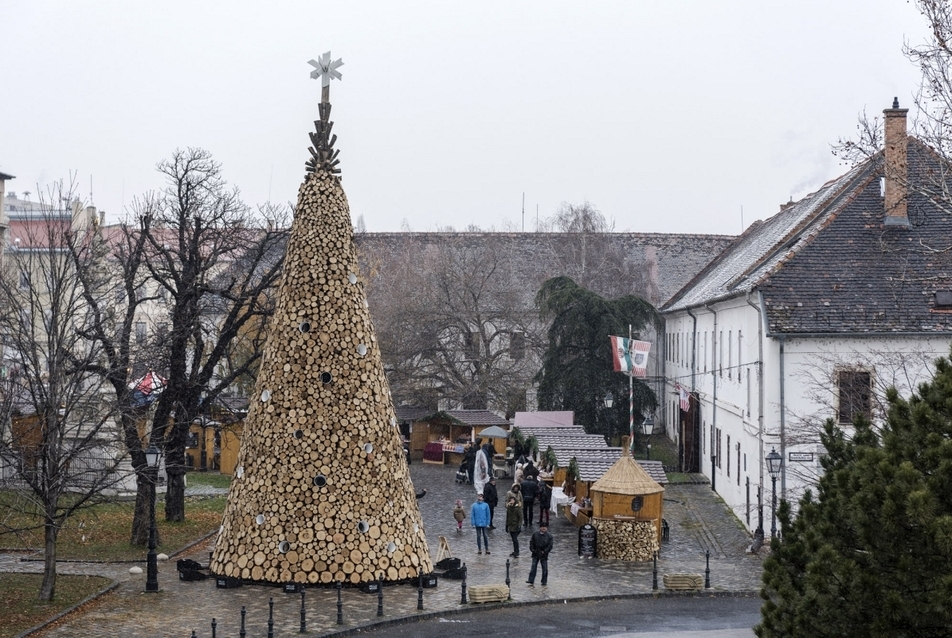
[394,406,432,423]
[420,409,510,426]
[663,140,952,334]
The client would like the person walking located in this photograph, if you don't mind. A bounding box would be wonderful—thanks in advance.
[537,479,551,527]
[526,523,553,586]
[483,477,499,529]
[453,499,466,533]
[520,474,539,529]
[505,495,522,558]
[470,493,491,554]
[473,442,491,497]
[463,443,477,486]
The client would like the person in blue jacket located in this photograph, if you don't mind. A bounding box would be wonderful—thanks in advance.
[470,493,492,554]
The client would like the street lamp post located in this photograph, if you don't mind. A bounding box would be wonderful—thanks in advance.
[642,415,654,460]
[144,443,161,592]
[766,447,783,539]
[603,392,614,445]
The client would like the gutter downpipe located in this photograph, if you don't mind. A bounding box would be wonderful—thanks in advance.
[686,308,698,390]
[747,292,766,543]
[705,303,718,493]
[760,294,786,499]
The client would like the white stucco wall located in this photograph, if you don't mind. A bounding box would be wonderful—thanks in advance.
[665,293,952,533]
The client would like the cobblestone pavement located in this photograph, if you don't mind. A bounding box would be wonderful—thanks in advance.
[8,461,763,638]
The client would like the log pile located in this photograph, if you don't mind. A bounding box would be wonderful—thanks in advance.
[590,519,658,561]
[209,122,432,585]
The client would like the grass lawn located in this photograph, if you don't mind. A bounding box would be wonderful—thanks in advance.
[0,573,111,638]
[0,494,226,561]
[185,471,232,489]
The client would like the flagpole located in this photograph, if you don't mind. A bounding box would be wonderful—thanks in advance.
[629,324,634,454]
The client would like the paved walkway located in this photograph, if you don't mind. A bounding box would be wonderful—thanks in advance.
[6,462,764,638]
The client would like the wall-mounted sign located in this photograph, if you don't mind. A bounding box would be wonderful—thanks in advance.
[788,452,814,462]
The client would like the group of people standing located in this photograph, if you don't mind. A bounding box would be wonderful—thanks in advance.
[457,440,555,586]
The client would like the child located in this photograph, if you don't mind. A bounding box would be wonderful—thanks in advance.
[453,499,466,532]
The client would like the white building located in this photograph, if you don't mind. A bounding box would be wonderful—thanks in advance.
[661,100,952,535]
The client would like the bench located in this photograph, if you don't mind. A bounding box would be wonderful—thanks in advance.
[663,573,704,591]
[467,584,510,603]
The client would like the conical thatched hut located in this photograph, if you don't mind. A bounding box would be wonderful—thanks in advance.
[209,59,431,586]
[588,455,664,561]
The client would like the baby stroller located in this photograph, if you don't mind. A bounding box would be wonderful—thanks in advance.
[455,459,470,484]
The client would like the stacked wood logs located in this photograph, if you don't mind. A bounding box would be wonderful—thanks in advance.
[209,166,432,585]
[590,519,658,561]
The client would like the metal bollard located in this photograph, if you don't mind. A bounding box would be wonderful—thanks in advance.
[705,550,711,588]
[300,588,307,633]
[268,597,274,638]
[652,552,658,591]
[239,605,247,638]
[211,617,217,638]
[505,559,511,599]
[417,568,424,611]
[460,563,468,604]
[377,574,384,617]
[191,631,197,638]
[336,580,343,625]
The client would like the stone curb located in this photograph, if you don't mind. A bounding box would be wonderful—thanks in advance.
[14,579,121,638]
[314,589,762,637]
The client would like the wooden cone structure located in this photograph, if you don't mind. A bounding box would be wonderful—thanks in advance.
[210,99,432,585]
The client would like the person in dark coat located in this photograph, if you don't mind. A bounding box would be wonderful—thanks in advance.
[523,460,539,480]
[537,480,551,526]
[505,495,522,557]
[482,477,499,529]
[526,523,553,586]
[463,443,477,486]
[520,474,539,529]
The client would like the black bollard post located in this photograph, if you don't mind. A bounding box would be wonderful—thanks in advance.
[268,596,274,638]
[212,617,217,638]
[191,631,197,638]
[505,559,511,599]
[239,605,247,638]
[417,568,424,611]
[336,580,343,625]
[300,588,306,633]
[460,563,468,604]
[377,574,384,617]
[653,552,658,590]
[705,550,711,588]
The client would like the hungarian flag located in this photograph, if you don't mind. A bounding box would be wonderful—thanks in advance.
[610,336,651,377]
[677,383,691,412]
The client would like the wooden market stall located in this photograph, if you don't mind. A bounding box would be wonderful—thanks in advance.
[406,410,510,464]
[585,454,664,561]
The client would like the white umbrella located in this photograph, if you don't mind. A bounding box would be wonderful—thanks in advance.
[478,425,510,439]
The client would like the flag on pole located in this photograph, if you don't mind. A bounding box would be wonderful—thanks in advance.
[610,335,633,373]
[677,383,691,412]
[610,336,651,376]
[630,340,650,378]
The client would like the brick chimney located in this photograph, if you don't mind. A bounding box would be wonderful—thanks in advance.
[883,97,909,226]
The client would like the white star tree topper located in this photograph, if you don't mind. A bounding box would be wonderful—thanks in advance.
[308,52,344,102]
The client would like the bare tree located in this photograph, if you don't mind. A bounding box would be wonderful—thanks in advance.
[0,183,125,600]
[541,201,655,301]
[363,234,542,416]
[140,148,287,521]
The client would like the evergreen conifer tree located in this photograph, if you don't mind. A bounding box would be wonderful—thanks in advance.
[757,354,952,637]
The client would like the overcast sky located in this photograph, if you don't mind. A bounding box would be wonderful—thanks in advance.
[1,1,929,235]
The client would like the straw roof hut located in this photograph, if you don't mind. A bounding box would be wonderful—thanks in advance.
[588,454,664,561]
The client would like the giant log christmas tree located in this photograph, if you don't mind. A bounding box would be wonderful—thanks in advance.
[210,53,432,585]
